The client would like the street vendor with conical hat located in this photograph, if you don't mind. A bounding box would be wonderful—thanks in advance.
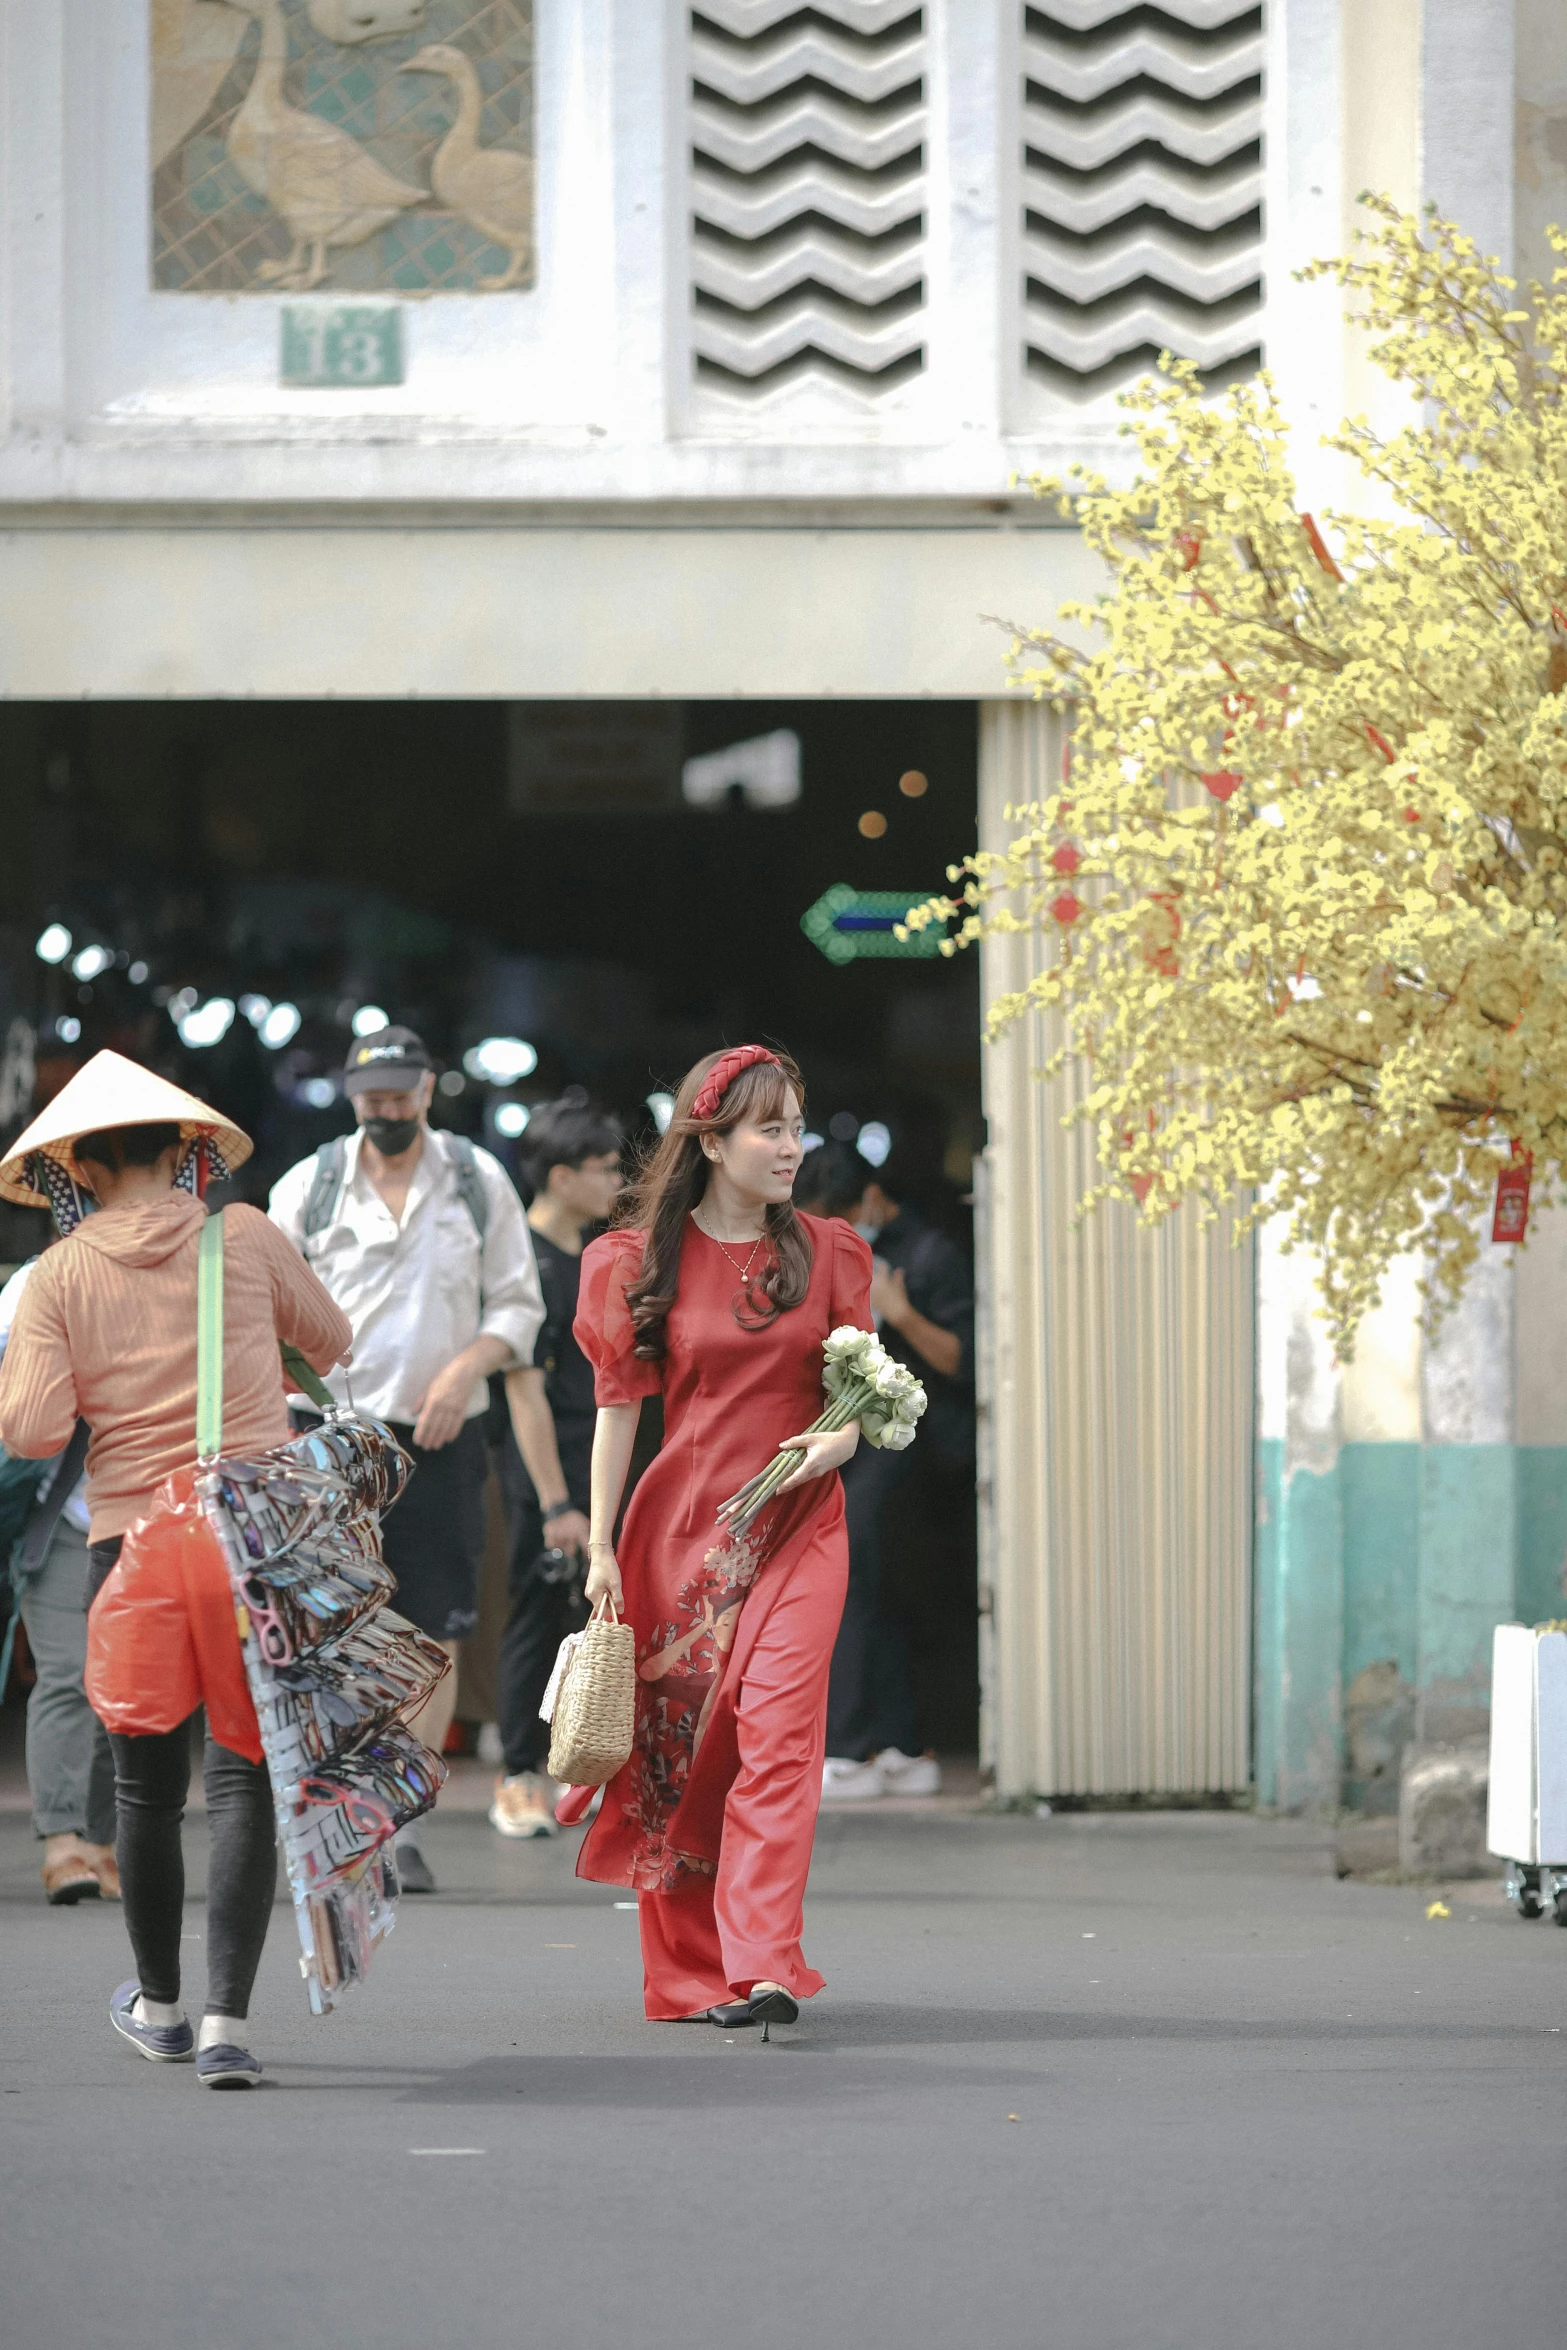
[0,1051,352,2087]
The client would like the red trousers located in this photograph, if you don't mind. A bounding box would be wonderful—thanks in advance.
[637,1538,846,2019]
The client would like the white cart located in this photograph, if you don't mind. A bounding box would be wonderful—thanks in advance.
[1488,1623,1567,1922]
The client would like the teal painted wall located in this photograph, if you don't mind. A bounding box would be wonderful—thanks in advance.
[1254,1441,1567,1809]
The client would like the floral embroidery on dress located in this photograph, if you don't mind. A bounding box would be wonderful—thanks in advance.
[624,1517,772,1890]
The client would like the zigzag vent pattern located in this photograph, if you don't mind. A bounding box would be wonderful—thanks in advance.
[1023,0,1264,399]
[690,3,928,398]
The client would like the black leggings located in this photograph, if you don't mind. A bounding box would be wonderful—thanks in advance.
[89,1538,278,2018]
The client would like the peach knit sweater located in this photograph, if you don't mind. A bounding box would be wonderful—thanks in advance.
[0,1194,352,1539]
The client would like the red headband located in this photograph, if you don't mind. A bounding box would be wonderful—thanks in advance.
[689,1045,781,1124]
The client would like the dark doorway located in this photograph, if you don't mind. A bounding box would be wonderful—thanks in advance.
[0,697,982,1751]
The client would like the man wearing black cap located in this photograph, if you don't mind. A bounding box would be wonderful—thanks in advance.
[269,1027,544,1892]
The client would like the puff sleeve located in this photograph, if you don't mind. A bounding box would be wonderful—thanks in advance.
[574,1230,662,1408]
[827,1217,875,1335]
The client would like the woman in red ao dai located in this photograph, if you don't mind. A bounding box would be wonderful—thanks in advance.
[571,1046,873,2028]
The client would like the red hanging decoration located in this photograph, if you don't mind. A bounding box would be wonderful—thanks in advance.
[1200,770,1242,802]
[1493,1147,1532,1244]
[1299,512,1344,582]
[1050,890,1082,926]
[1050,841,1082,876]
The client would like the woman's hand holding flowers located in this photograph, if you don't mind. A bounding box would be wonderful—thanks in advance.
[774,1421,861,1494]
[717,1328,928,1533]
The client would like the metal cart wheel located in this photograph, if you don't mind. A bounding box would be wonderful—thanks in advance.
[1507,1865,1545,1917]
[1554,1888,1567,1928]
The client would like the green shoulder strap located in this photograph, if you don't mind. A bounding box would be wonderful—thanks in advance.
[196,1209,225,1462]
[281,1344,336,1415]
[199,1208,339,1458]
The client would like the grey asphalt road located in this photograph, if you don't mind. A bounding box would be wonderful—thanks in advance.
[3,1800,1565,2350]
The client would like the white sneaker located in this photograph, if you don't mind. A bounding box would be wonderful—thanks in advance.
[489,1772,559,1838]
[820,1755,885,1802]
[877,1748,941,1797]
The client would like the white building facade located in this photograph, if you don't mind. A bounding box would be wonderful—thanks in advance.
[2,0,1563,1802]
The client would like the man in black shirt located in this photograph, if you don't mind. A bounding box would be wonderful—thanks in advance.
[491,1094,623,1838]
[796,1142,976,1799]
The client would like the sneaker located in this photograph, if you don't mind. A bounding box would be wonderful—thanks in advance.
[109,1981,194,2064]
[489,1772,559,1839]
[820,1755,885,1803]
[393,1838,436,1895]
[878,1748,941,1797]
[196,2043,263,2090]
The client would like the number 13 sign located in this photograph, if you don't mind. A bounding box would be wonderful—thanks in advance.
[281,307,404,388]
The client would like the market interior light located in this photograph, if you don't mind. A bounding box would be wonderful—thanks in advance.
[128,960,149,985]
[300,1076,336,1110]
[259,1001,302,1049]
[681,728,802,812]
[177,996,236,1049]
[352,1004,389,1037]
[239,993,272,1027]
[71,944,112,981]
[56,1016,81,1043]
[463,1035,538,1084]
[801,1131,824,1154]
[646,1090,675,1133]
[35,923,72,965]
[493,1101,530,1138]
[857,1120,891,1168]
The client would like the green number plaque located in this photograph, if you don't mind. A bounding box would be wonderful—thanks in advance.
[280,306,404,388]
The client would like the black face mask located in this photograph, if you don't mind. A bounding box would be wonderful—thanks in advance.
[361,1115,421,1157]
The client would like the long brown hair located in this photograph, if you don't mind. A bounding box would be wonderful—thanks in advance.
[618,1048,813,1359]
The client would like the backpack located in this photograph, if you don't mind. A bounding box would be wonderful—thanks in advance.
[0,1418,89,1697]
[301,1132,490,1247]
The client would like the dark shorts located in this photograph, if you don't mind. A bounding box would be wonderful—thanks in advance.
[368,1418,487,1643]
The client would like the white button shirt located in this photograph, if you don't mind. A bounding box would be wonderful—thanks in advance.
[268,1126,544,1427]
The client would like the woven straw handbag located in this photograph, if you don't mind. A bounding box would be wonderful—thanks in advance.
[547,1597,636,1787]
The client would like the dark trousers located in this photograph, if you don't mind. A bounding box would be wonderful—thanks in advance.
[826,1444,922,1761]
[493,1439,589,1778]
[110,1720,277,2016]
[88,1537,277,2017]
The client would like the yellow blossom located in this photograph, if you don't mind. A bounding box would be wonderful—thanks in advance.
[906,202,1567,1343]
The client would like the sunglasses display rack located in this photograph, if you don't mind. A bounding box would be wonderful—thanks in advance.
[198,1418,449,2014]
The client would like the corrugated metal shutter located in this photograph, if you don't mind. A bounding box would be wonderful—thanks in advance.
[978,700,1253,1795]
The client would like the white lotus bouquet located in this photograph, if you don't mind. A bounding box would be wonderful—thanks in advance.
[717,1325,927,1535]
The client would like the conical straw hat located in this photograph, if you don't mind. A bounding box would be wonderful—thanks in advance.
[0,1048,252,1208]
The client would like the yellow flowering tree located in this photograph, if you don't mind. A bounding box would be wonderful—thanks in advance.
[912,200,1567,1341]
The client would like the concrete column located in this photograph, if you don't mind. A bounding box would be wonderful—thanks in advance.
[1421,0,1516,264]
[1254,1226,1344,1811]
[1418,1238,1518,1740]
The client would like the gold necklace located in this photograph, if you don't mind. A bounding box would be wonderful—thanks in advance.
[694,1210,768,1287]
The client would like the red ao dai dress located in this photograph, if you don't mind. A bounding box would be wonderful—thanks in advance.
[572,1210,874,2018]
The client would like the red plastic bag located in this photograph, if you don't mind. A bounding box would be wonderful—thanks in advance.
[85,1468,262,1762]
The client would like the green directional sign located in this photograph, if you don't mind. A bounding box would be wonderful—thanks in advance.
[801,883,946,966]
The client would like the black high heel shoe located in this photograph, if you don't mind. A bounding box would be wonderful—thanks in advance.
[707,1985,800,2042]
